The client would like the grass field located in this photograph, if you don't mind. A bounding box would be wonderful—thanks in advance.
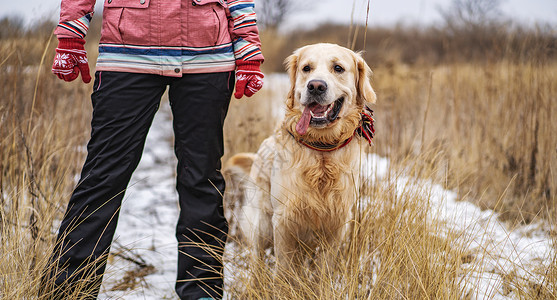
[1,12,556,299]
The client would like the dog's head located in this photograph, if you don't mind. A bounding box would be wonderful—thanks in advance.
[284,43,376,142]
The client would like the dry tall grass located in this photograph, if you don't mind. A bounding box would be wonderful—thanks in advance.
[1,15,555,299]
[0,34,93,298]
[371,61,557,224]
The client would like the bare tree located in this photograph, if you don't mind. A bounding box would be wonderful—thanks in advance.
[255,0,313,31]
[440,0,505,28]
[256,0,290,30]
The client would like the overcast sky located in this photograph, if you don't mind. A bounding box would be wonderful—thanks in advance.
[1,0,556,29]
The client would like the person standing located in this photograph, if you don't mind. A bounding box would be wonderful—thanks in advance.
[40,0,264,299]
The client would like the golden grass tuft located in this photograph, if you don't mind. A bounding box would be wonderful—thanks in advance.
[371,61,557,224]
[0,33,93,298]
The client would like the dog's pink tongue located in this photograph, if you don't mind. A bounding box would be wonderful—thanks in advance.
[296,106,312,135]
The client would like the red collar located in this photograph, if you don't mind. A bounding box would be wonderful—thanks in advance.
[288,107,375,152]
[287,132,354,152]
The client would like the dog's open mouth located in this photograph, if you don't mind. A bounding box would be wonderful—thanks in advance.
[296,97,345,135]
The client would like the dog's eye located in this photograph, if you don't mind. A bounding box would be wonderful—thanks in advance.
[334,65,345,73]
[302,65,311,72]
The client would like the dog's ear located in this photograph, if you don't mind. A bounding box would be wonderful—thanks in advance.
[284,51,299,109]
[355,52,376,106]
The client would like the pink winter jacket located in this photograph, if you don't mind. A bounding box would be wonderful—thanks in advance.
[55,0,264,76]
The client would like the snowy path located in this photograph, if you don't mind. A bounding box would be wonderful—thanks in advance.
[96,80,554,299]
[99,101,180,299]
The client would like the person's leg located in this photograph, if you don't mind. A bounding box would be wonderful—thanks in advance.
[169,72,234,300]
[40,71,168,299]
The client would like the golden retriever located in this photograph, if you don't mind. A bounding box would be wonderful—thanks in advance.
[225,43,376,269]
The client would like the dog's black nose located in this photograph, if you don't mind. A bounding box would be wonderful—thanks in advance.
[307,80,327,95]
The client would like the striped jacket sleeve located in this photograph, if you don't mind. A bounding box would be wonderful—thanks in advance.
[227,0,265,64]
[54,0,96,39]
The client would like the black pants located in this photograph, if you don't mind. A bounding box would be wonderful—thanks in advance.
[41,71,233,300]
